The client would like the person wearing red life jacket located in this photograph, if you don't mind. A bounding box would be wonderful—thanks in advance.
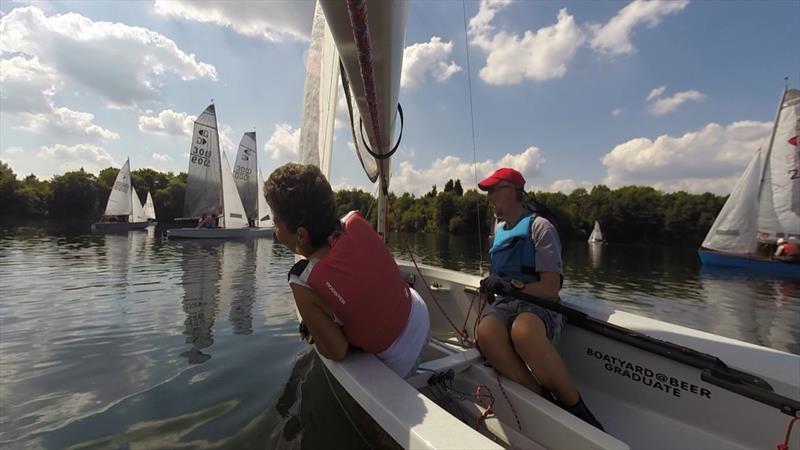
[264,163,430,377]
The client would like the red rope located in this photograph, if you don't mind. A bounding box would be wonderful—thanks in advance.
[778,415,800,450]
[495,369,523,431]
[475,384,495,427]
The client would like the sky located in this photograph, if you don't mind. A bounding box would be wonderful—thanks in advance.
[1,0,798,195]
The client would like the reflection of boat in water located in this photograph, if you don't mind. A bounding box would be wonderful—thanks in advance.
[587,239,603,269]
[291,2,800,449]
[92,158,149,232]
[167,105,270,239]
[699,87,799,276]
[180,242,222,364]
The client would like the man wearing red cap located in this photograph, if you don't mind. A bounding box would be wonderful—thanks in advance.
[476,167,603,430]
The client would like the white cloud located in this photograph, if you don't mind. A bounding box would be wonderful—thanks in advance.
[546,179,594,193]
[153,0,313,42]
[601,120,772,193]
[0,6,217,107]
[469,4,584,85]
[611,108,624,117]
[649,89,706,115]
[391,146,545,195]
[152,152,171,162]
[37,143,117,174]
[1,56,118,142]
[647,85,667,101]
[264,123,300,162]
[589,0,689,56]
[17,106,119,141]
[138,109,195,136]
[401,37,462,88]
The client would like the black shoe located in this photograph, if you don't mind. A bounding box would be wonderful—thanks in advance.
[563,396,605,431]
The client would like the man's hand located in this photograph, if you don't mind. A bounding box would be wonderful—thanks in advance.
[480,274,511,295]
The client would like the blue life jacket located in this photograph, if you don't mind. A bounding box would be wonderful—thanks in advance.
[489,212,539,283]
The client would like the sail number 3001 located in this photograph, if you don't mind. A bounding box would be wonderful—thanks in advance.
[191,129,212,167]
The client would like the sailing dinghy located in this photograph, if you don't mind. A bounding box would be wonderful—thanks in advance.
[291,2,800,449]
[143,191,157,225]
[699,87,800,275]
[167,105,263,239]
[232,131,273,236]
[92,158,149,232]
[589,220,605,243]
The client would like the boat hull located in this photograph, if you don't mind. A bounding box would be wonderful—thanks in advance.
[91,221,149,232]
[165,227,273,239]
[698,248,800,275]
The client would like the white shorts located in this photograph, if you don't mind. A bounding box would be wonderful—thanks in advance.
[378,287,430,378]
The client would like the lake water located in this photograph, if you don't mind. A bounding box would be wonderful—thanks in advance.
[1,222,797,449]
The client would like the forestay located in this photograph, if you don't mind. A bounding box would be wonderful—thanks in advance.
[184,105,223,219]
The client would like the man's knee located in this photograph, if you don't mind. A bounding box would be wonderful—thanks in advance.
[477,316,507,349]
[510,314,547,349]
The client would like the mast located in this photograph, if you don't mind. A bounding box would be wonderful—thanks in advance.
[756,86,788,210]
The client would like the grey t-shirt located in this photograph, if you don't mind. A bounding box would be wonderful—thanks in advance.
[495,215,563,275]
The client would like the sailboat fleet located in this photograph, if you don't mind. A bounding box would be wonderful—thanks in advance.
[165,105,273,239]
[92,158,154,232]
[290,2,799,450]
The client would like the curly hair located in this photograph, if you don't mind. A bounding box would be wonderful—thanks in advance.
[264,163,338,249]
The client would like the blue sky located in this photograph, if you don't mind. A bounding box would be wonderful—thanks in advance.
[1,0,798,195]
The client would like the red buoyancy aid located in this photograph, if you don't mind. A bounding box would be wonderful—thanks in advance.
[306,211,412,353]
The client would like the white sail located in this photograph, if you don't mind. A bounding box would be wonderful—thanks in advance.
[257,170,272,227]
[143,192,156,220]
[220,152,248,229]
[233,132,258,222]
[588,221,604,242]
[703,149,762,254]
[103,159,132,217]
[756,88,800,241]
[130,187,147,223]
[184,104,223,219]
[299,2,340,180]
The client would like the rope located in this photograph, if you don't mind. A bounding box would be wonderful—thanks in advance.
[462,0,484,275]
[778,414,800,450]
[494,369,523,431]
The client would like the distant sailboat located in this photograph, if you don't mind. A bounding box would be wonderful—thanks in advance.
[143,191,157,224]
[699,87,799,275]
[588,220,605,243]
[232,132,273,234]
[92,158,149,232]
[167,104,265,239]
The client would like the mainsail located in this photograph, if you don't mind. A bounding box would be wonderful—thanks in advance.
[703,87,800,254]
[144,192,156,220]
[257,170,272,227]
[184,105,223,219]
[104,159,132,217]
[233,132,258,222]
[298,2,340,180]
[588,221,604,242]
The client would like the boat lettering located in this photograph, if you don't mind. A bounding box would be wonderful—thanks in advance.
[586,347,711,400]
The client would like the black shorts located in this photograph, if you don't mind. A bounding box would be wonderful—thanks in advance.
[482,296,565,344]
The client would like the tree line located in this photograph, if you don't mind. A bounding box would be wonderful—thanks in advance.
[0,161,726,245]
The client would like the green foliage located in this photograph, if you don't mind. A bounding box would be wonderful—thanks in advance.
[0,165,727,244]
[48,169,99,218]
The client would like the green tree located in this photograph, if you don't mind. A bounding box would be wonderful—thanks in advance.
[48,169,99,218]
[444,179,454,193]
[0,161,20,210]
[453,179,464,196]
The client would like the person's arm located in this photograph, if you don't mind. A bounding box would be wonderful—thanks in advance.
[519,271,560,301]
[290,283,349,360]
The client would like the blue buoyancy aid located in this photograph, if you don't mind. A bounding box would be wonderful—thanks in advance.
[489,212,539,283]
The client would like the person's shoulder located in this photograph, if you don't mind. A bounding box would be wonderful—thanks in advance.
[530,215,556,232]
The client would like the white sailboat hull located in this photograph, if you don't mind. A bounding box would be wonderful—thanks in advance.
[308,261,799,450]
[165,227,273,239]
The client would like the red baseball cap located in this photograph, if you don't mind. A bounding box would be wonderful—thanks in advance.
[478,167,525,191]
